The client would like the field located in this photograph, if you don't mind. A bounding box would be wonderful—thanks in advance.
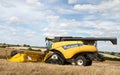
[0,59,120,75]
[0,48,120,75]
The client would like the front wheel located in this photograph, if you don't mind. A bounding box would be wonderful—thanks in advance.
[45,53,64,65]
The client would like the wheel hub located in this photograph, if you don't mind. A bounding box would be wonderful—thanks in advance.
[77,59,83,65]
[51,54,58,60]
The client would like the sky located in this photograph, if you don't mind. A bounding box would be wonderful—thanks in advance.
[0,0,120,52]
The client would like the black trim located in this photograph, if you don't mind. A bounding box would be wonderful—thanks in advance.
[54,37,117,45]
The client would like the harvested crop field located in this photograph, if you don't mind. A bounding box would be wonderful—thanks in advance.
[0,59,120,75]
[0,48,120,75]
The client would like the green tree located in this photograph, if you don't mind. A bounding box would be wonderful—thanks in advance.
[23,44,30,47]
[0,45,6,48]
[28,47,32,50]
[111,52,115,55]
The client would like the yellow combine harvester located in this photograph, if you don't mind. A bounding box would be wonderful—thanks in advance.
[9,37,117,66]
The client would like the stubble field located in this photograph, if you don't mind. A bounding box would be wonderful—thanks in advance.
[0,48,120,75]
[0,59,120,75]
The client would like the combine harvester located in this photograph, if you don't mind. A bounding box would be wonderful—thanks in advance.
[9,37,117,66]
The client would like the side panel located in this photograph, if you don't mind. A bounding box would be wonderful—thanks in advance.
[51,41,97,59]
[52,41,83,49]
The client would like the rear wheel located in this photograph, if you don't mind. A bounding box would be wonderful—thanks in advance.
[75,56,88,66]
[86,59,92,66]
[45,53,64,65]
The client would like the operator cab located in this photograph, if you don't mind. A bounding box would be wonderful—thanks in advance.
[45,37,54,49]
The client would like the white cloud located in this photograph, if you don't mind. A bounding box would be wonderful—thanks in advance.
[47,0,59,3]
[43,18,120,37]
[43,28,69,37]
[46,15,60,23]
[24,31,36,37]
[74,0,120,14]
[74,4,97,13]
[44,10,55,15]
[0,0,48,25]
[7,16,19,24]
[57,8,78,14]
[0,0,16,8]
[26,0,44,6]
[68,0,78,4]
[0,25,42,46]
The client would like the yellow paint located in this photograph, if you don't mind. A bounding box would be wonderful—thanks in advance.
[9,51,53,62]
[43,52,53,62]
[9,54,26,62]
[52,41,83,48]
[51,41,97,59]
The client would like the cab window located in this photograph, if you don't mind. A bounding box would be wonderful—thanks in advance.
[46,40,53,49]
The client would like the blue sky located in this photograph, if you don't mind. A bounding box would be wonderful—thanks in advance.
[0,0,120,52]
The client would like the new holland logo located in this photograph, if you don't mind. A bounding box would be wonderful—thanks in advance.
[62,44,83,50]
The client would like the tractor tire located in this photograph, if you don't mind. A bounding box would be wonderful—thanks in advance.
[45,53,64,65]
[10,50,18,57]
[75,56,88,66]
[86,59,92,66]
[97,54,105,62]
